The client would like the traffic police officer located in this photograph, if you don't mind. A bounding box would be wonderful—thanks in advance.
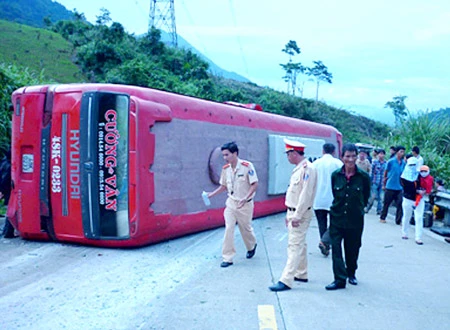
[207,142,258,267]
[269,138,318,291]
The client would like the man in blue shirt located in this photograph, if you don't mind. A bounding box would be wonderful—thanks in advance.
[380,146,406,225]
[365,149,387,215]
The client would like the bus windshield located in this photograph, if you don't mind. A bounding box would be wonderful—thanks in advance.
[81,92,130,239]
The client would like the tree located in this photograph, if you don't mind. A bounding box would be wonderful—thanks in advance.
[72,9,86,21]
[306,60,333,102]
[43,15,52,27]
[139,27,165,56]
[385,95,408,126]
[96,8,111,26]
[280,40,304,96]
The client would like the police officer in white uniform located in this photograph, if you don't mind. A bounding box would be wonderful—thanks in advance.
[207,142,258,267]
[269,139,318,291]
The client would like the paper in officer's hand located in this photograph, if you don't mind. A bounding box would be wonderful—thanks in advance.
[202,191,211,206]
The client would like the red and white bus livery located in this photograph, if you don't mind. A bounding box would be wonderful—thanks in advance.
[8,84,342,247]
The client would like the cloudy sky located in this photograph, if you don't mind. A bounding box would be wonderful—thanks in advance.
[56,0,450,124]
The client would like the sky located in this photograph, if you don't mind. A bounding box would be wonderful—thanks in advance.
[55,0,450,124]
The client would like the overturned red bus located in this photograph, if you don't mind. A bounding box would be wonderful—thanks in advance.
[8,84,342,247]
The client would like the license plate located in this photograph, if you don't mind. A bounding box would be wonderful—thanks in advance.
[22,154,34,173]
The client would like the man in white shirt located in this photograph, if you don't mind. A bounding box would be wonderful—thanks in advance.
[313,143,343,256]
[412,146,424,171]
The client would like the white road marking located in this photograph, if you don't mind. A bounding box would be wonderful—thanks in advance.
[258,304,278,330]
[278,233,288,242]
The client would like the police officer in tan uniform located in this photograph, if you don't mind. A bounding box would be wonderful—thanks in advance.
[207,142,258,267]
[269,138,318,291]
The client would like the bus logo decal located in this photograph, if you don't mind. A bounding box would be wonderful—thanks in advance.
[99,109,120,211]
[69,130,81,199]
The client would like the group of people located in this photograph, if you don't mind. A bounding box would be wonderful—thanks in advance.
[357,145,439,245]
[206,140,370,291]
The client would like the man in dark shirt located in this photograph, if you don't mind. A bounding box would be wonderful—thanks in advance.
[380,146,406,225]
[325,144,371,290]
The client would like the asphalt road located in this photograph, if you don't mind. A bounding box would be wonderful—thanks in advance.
[1,209,450,330]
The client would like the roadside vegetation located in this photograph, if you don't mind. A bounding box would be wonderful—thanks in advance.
[0,63,53,151]
[381,110,450,182]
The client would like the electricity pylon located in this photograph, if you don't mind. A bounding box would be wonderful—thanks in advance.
[149,0,177,47]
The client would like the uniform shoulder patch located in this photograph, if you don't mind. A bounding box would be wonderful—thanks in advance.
[241,161,250,167]
[223,164,230,169]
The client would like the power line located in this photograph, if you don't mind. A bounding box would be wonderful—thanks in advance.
[134,0,149,22]
[179,0,210,57]
[228,0,249,77]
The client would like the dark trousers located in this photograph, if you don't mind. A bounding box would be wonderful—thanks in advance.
[330,225,363,283]
[315,209,331,248]
[380,189,403,224]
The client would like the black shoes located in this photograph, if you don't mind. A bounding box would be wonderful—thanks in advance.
[221,243,257,267]
[325,281,346,290]
[294,277,308,283]
[246,243,257,259]
[318,242,330,257]
[269,281,291,292]
[326,277,357,289]
[220,261,233,268]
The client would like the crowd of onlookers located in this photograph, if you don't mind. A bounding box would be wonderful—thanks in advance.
[355,145,449,244]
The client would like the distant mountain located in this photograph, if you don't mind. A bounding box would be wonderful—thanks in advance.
[0,0,73,28]
[160,30,251,83]
[327,102,395,125]
[428,107,450,120]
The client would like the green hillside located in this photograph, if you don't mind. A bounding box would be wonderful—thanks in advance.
[0,19,83,83]
[0,0,73,28]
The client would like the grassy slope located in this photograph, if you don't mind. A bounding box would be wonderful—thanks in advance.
[0,19,83,83]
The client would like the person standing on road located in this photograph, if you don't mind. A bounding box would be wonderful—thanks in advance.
[325,143,371,290]
[206,142,258,268]
[380,146,406,225]
[356,150,372,175]
[269,139,317,292]
[412,146,424,172]
[0,147,14,238]
[400,157,421,242]
[371,149,379,163]
[389,146,397,159]
[406,165,433,245]
[313,143,343,257]
[365,149,387,215]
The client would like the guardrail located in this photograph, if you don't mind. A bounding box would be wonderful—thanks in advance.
[434,192,450,226]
